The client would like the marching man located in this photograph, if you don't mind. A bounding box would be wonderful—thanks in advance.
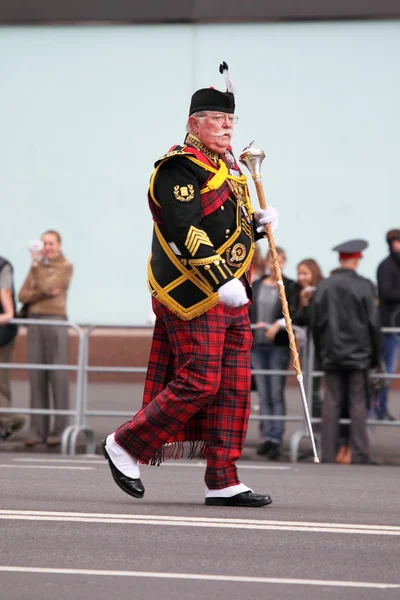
[103,62,278,507]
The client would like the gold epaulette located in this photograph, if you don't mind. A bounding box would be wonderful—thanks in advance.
[154,145,191,167]
[150,146,195,207]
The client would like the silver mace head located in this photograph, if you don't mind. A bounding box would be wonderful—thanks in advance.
[239,141,266,180]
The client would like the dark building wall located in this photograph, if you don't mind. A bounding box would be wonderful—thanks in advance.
[1,1,400,24]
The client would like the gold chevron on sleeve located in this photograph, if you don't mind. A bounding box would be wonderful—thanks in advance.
[185,226,214,256]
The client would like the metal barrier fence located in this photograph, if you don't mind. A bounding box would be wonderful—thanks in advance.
[61,324,153,455]
[1,319,399,460]
[0,318,85,453]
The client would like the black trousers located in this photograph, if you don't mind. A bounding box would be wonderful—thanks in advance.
[322,370,369,463]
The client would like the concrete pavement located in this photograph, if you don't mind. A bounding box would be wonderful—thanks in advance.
[0,452,399,600]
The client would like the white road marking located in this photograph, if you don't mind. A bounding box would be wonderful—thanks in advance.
[0,510,398,535]
[0,566,398,588]
[0,465,94,471]
[13,458,103,464]
[11,458,291,470]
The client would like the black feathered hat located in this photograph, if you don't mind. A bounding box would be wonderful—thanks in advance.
[189,61,235,116]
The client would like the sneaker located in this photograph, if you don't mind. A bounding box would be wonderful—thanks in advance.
[0,425,13,442]
[0,416,26,442]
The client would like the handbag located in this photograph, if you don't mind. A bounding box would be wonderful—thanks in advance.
[0,322,18,346]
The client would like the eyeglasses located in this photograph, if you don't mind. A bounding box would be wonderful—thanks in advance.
[195,112,238,124]
[208,114,239,124]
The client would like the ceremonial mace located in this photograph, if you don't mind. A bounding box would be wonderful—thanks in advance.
[239,143,320,463]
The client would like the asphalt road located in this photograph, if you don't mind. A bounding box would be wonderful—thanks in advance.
[1,452,399,600]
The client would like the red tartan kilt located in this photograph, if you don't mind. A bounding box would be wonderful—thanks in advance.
[141,297,252,447]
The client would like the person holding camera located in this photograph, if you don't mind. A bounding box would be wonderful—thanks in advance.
[0,255,26,441]
[18,231,73,447]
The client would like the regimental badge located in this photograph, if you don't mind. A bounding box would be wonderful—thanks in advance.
[227,243,246,267]
[173,184,195,202]
[229,180,247,203]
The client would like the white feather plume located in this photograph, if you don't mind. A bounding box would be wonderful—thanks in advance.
[219,61,235,94]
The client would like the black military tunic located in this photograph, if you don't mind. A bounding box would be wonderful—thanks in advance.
[147,136,264,320]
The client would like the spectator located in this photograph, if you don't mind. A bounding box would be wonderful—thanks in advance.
[0,256,25,441]
[250,243,266,283]
[310,240,382,465]
[376,229,400,420]
[18,230,73,447]
[292,258,324,419]
[249,247,295,460]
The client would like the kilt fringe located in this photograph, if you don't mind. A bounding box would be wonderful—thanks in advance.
[145,440,208,466]
[188,440,207,460]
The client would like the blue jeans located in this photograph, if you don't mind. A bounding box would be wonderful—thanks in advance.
[251,343,290,444]
[378,334,400,416]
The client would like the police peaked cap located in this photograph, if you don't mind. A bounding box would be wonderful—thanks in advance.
[332,239,368,259]
[332,240,369,254]
[189,61,235,116]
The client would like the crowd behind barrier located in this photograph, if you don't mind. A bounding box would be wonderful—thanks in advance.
[0,319,399,459]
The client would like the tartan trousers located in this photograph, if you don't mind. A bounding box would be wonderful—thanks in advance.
[115,298,253,489]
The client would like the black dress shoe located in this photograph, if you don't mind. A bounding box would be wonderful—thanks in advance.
[205,490,272,507]
[102,439,145,499]
[352,455,380,466]
[267,442,281,461]
[381,412,396,421]
[256,441,272,456]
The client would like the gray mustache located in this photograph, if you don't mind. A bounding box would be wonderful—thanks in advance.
[214,130,233,138]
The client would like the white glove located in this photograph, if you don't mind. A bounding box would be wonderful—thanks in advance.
[218,278,248,307]
[254,206,279,233]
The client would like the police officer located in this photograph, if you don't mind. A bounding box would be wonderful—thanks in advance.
[310,240,382,464]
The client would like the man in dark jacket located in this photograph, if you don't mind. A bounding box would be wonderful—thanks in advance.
[376,229,400,420]
[0,256,25,441]
[310,240,382,464]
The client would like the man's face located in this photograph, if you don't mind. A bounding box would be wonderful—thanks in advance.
[392,239,400,253]
[42,233,61,260]
[189,111,235,155]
